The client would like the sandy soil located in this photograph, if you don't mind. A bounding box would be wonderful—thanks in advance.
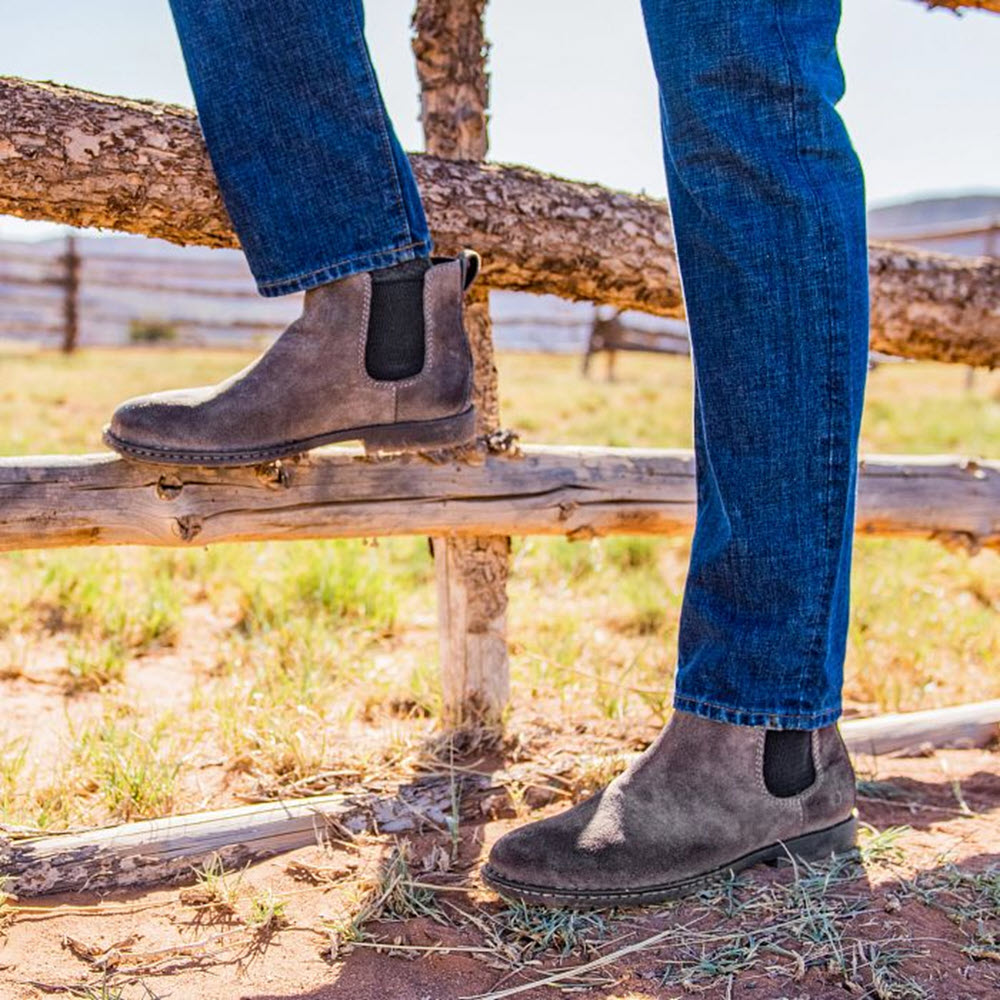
[1,744,998,1000]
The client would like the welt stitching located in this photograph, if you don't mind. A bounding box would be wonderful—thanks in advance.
[483,868,726,901]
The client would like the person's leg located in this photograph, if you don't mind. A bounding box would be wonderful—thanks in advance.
[170,0,429,294]
[104,0,477,465]
[657,0,869,729]
[484,0,868,907]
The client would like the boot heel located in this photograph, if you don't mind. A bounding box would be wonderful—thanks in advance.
[362,406,477,455]
[767,814,858,867]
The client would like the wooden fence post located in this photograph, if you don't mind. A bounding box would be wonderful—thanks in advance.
[60,233,80,353]
[412,0,510,727]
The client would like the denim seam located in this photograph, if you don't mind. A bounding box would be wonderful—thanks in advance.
[346,0,421,255]
[774,1,841,718]
[257,239,431,295]
[662,89,733,698]
[674,692,839,719]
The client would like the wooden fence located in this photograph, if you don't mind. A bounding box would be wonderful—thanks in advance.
[1,0,999,729]
[0,236,632,355]
[0,237,288,350]
[1,0,999,898]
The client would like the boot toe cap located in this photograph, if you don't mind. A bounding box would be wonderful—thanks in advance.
[486,813,597,892]
[106,388,211,452]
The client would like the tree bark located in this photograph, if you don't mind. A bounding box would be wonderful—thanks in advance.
[60,234,80,353]
[412,0,490,162]
[920,0,1000,11]
[1,76,998,367]
[1,447,997,554]
[413,0,510,728]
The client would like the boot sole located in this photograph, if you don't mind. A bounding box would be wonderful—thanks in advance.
[102,406,477,468]
[481,813,857,910]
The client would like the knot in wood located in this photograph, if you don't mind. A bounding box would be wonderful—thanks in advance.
[558,500,578,521]
[930,529,981,556]
[173,514,202,543]
[486,428,521,457]
[255,460,290,489]
[155,474,184,501]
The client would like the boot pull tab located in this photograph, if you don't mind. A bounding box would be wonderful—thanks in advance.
[458,249,481,291]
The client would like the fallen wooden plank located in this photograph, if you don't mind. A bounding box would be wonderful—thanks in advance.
[0,772,498,898]
[2,76,999,366]
[0,446,997,553]
[841,699,1000,756]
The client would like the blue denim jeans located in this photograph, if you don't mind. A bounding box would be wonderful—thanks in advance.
[171,0,869,729]
[641,0,869,729]
[168,0,431,297]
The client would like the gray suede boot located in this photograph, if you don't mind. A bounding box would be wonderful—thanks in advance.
[482,711,857,909]
[103,252,479,466]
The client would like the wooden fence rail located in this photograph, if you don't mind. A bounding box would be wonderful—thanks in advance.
[1,447,997,553]
[2,76,1000,367]
[926,0,1000,10]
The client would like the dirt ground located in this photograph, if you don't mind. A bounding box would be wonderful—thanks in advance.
[1,743,998,1000]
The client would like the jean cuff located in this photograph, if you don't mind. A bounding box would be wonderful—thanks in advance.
[673,693,842,731]
[255,237,434,297]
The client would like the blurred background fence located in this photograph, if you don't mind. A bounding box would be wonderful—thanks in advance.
[2,193,994,358]
[0,233,691,356]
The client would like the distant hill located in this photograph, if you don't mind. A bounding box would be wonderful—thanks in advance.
[868,193,1000,257]
[869,194,1000,232]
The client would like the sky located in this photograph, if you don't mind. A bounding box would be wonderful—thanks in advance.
[1,0,998,241]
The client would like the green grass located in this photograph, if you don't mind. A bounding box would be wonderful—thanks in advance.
[235,539,412,638]
[0,346,998,827]
[64,638,129,693]
[70,711,185,821]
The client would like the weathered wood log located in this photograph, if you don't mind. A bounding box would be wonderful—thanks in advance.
[2,76,998,367]
[412,0,491,163]
[414,0,510,727]
[921,0,1000,12]
[0,772,499,898]
[842,699,1000,756]
[0,447,997,553]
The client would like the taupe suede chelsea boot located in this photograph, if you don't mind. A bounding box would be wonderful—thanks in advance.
[482,712,857,909]
[103,252,479,466]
